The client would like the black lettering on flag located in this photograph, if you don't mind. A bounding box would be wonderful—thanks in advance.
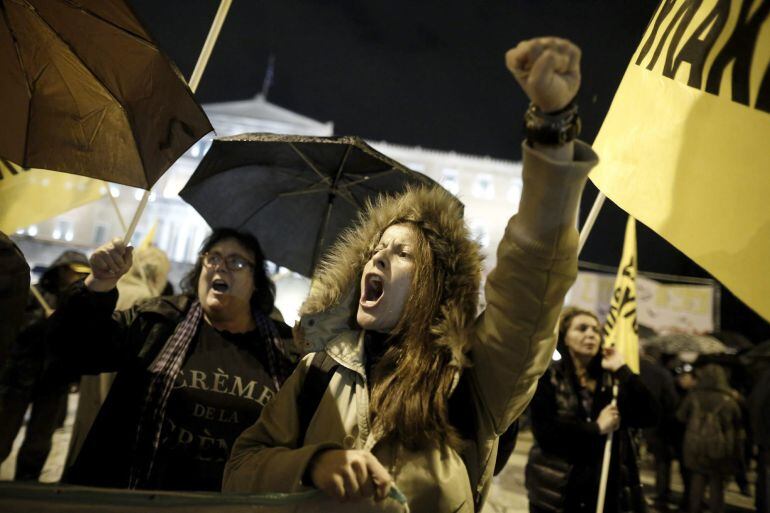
[757,62,770,113]
[603,259,637,338]
[665,0,730,88]
[635,0,770,113]
[622,256,637,279]
[705,0,770,108]
[637,0,700,71]
[636,0,679,67]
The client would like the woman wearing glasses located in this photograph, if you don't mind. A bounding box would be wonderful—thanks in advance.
[48,228,294,491]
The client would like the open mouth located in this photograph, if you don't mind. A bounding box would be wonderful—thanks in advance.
[212,279,229,293]
[361,274,384,307]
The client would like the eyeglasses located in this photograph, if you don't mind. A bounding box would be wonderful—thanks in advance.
[201,252,255,272]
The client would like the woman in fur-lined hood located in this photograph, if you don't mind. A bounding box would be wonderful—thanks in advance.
[223,36,598,513]
[299,185,482,452]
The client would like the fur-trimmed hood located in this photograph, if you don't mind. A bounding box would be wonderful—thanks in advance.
[298,185,482,365]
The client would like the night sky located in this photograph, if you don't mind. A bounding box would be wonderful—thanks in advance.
[126,0,768,341]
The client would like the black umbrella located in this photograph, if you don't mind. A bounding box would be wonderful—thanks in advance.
[180,133,443,276]
[644,333,728,355]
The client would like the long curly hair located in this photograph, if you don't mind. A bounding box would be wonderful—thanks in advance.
[301,186,482,451]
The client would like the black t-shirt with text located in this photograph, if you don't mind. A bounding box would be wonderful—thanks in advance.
[149,322,290,491]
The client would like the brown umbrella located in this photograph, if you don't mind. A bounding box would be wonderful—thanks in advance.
[0,0,213,189]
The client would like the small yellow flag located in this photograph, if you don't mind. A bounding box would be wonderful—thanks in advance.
[603,216,639,374]
[138,220,159,251]
[0,159,104,233]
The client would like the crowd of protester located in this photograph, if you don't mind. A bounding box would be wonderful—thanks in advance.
[641,345,770,513]
[0,35,768,513]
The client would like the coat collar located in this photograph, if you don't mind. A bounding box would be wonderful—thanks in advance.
[324,329,367,378]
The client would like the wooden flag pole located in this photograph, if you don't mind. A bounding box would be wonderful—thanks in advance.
[578,191,606,257]
[30,285,54,317]
[595,381,619,513]
[122,0,233,244]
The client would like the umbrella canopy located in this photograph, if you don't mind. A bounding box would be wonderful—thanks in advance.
[180,133,444,277]
[644,333,728,355]
[0,0,212,189]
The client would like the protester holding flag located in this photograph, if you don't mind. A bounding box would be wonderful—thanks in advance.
[46,228,295,492]
[525,307,658,513]
[223,36,597,513]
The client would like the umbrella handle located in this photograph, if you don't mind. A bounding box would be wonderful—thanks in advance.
[189,0,233,94]
[123,190,150,245]
[105,182,127,232]
[121,0,232,245]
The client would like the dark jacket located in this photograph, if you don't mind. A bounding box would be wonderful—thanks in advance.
[638,356,679,457]
[750,368,770,450]
[0,250,89,398]
[677,385,744,474]
[48,280,293,489]
[0,232,29,363]
[527,357,659,513]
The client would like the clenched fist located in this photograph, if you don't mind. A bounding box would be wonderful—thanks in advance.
[506,37,581,113]
[85,238,133,292]
[310,449,393,503]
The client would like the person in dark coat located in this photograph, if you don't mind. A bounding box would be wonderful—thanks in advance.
[0,231,30,363]
[49,228,295,492]
[525,307,659,513]
[638,351,680,510]
[677,364,744,513]
[750,367,770,513]
[0,250,90,480]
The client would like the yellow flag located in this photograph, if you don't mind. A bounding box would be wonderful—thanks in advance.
[603,216,639,374]
[589,0,770,322]
[138,220,159,251]
[0,158,104,233]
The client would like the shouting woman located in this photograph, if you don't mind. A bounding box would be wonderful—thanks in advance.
[50,228,294,491]
[223,37,596,513]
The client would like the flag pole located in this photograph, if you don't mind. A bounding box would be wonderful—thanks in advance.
[595,380,619,513]
[29,285,54,317]
[122,0,233,244]
[578,191,606,256]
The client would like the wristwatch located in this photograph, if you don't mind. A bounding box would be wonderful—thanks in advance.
[524,102,581,146]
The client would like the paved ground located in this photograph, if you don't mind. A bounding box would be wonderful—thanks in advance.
[1,394,758,512]
[482,430,755,513]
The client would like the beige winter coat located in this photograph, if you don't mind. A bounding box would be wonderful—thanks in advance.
[223,141,598,512]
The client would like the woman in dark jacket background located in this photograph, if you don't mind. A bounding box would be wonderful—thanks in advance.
[49,228,294,491]
[525,307,659,513]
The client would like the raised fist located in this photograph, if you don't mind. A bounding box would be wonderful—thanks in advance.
[506,37,581,113]
[86,238,133,291]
